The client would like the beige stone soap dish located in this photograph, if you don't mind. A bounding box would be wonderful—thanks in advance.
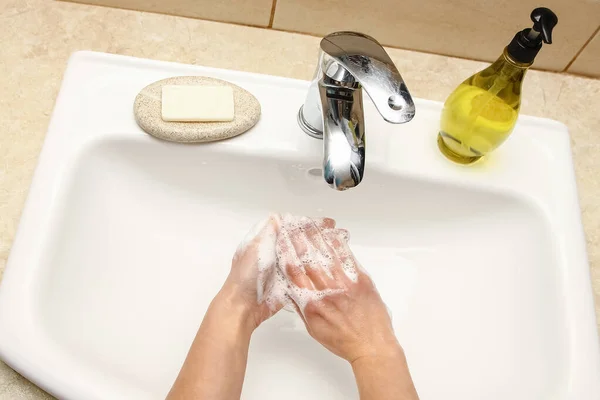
[134,76,261,143]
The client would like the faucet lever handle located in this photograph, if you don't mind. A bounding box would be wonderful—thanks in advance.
[320,32,415,124]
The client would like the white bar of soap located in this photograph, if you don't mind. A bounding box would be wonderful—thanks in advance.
[161,85,235,122]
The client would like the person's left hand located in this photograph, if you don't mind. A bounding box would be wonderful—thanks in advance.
[221,214,336,330]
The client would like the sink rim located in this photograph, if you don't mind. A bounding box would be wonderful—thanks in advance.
[0,50,598,400]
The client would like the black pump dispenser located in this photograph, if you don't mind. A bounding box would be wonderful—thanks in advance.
[506,7,558,64]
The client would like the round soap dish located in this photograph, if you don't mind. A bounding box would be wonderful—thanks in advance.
[134,76,261,143]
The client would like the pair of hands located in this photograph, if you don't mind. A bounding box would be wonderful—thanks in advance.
[221,214,401,364]
[168,215,418,400]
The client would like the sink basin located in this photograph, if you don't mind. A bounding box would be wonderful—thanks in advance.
[0,51,598,400]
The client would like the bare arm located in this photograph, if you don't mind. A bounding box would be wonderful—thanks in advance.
[352,350,419,400]
[167,286,255,400]
[167,215,337,399]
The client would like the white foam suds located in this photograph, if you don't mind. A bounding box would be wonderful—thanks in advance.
[237,214,359,314]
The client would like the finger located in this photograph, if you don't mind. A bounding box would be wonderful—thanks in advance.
[281,216,331,260]
[276,219,313,288]
[336,228,350,243]
[325,231,356,266]
[356,266,375,288]
[322,230,342,249]
[301,220,345,290]
[312,217,336,230]
[330,257,354,288]
[336,240,361,282]
[320,228,349,242]
[312,232,348,289]
[286,218,319,268]
[322,230,357,285]
[240,214,279,257]
[331,259,354,287]
[304,264,335,290]
[285,261,314,290]
[255,213,281,241]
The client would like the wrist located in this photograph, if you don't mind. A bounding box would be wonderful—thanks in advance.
[349,341,405,365]
[351,347,408,376]
[211,285,257,335]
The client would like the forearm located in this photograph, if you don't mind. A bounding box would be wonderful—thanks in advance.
[351,347,419,400]
[167,289,255,400]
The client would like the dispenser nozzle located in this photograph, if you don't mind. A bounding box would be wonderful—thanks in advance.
[530,7,558,44]
[506,7,558,64]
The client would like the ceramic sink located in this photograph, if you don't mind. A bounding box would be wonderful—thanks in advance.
[0,51,598,400]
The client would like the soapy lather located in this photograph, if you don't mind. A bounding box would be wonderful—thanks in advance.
[235,214,360,314]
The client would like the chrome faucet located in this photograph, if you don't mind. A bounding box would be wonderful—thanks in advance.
[297,32,416,190]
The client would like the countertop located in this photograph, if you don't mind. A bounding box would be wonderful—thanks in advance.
[0,0,598,398]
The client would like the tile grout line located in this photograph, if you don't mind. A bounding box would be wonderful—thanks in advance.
[563,25,600,73]
[268,0,278,28]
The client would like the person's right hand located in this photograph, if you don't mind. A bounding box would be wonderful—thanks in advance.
[283,223,402,364]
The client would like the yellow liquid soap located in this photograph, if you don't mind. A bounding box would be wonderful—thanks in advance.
[438,50,528,164]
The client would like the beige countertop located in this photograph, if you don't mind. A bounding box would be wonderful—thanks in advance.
[0,0,598,398]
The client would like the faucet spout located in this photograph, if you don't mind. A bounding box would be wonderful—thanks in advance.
[320,76,365,190]
[297,32,415,190]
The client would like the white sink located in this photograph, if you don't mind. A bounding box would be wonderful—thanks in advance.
[0,52,598,400]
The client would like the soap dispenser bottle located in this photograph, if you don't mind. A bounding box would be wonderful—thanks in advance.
[437,7,558,164]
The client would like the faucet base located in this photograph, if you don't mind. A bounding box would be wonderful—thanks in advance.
[297,106,323,139]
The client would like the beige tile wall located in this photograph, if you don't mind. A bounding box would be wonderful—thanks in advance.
[273,0,599,73]
[61,0,600,77]
[61,0,275,27]
[568,29,600,77]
